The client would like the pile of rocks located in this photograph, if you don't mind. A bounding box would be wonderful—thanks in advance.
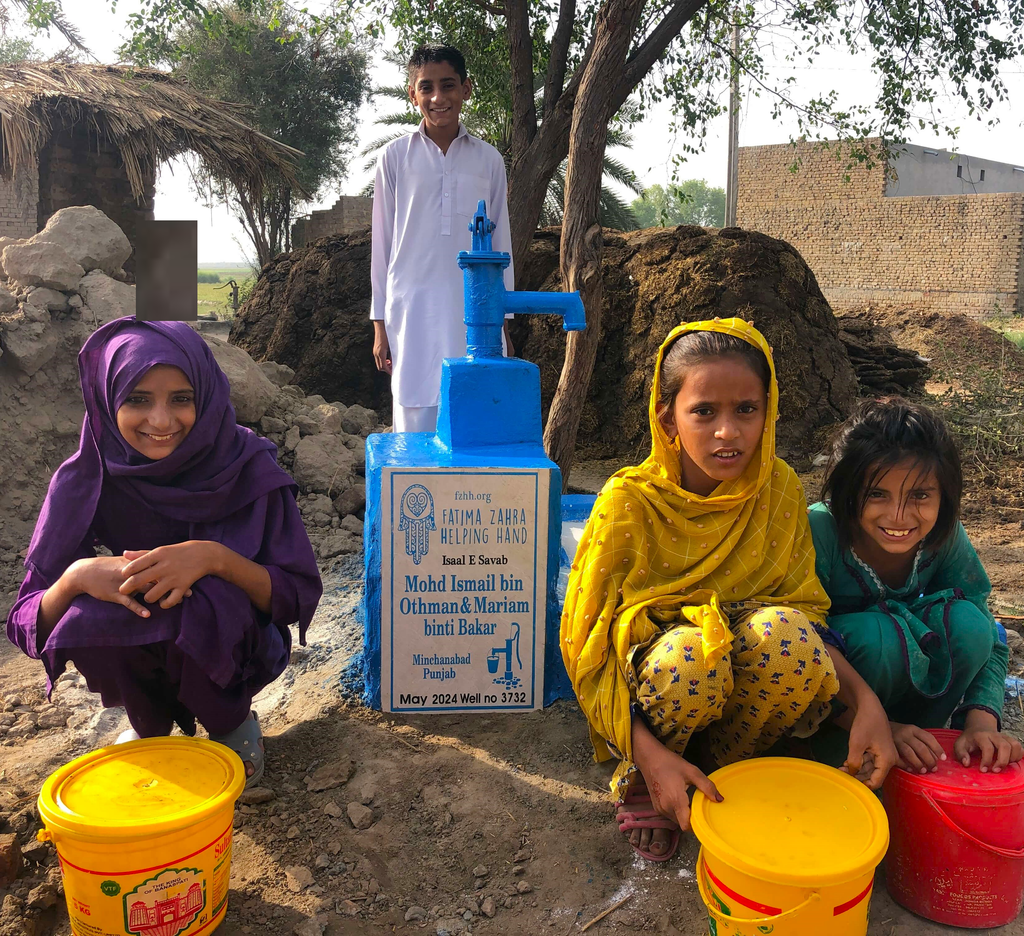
[0,205,137,374]
[237,358,379,561]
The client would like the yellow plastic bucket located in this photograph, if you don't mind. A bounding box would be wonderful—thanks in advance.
[37,737,245,936]
[691,757,889,936]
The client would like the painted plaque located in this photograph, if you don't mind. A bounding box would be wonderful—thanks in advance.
[380,467,550,712]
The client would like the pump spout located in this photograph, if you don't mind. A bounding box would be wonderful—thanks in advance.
[457,200,586,352]
[503,291,585,331]
[440,199,587,450]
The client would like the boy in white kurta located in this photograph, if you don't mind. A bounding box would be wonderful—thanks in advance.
[371,44,513,434]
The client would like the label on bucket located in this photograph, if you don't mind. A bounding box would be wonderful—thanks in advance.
[60,824,232,936]
[124,868,206,935]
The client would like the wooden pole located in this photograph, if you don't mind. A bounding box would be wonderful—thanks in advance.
[724,16,740,227]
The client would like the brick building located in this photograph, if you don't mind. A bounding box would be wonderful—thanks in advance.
[0,62,302,269]
[291,194,372,248]
[737,139,1024,318]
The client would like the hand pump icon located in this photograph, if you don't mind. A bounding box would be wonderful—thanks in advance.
[487,622,523,689]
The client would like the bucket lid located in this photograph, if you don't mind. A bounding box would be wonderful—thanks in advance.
[691,757,889,886]
[38,737,245,839]
[890,728,1024,796]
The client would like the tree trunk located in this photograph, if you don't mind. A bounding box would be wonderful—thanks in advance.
[542,0,648,487]
[237,189,272,268]
[504,0,704,272]
[508,159,561,267]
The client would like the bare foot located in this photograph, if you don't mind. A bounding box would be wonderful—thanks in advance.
[617,777,677,858]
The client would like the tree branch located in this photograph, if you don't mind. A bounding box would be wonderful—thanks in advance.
[467,0,506,16]
[542,0,577,117]
[613,0,708,109]
[505,0,538,153]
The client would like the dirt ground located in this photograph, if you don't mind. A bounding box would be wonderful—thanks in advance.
[2,316,1024,936]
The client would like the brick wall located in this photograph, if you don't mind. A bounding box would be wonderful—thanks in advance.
[291,195,372,248]
[737,140,1024,318]
[37,121,156,273]
[0,162,40,239]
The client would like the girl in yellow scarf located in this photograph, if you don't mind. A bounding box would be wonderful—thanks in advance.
[561,319,896,862]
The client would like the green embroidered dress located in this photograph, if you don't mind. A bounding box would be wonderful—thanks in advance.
[808,502,1007,729]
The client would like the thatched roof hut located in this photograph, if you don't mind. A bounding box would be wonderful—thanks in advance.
[0,62,303,268]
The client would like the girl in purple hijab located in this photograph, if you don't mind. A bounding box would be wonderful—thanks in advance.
[6,316,322,785]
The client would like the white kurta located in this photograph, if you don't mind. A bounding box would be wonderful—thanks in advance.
[371,121,514,409]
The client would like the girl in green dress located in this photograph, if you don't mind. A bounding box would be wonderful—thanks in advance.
[809,397,1021,775]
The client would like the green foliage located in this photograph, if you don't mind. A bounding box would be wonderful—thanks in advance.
[938,379,1024,464]
[197,270,221,283]
[14,0,1024,177]
[631,180,726,228]
[0,31,40,63]
[0,0,88,53]
[156,1,369,264]
[369,0,1024,176]
[237,274,256,307]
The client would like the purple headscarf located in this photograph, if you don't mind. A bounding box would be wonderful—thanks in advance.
[27,316,295,583]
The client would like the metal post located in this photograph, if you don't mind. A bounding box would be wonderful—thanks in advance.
[725,18,741,227]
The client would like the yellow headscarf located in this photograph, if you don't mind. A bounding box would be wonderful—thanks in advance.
[561,318,830,766]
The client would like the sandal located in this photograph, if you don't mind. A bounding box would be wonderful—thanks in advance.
[615,778,681,862]
[211,710,265,788]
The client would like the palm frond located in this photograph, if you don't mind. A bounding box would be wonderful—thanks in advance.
[599,186,640,231]
[606,126,634,148]
[370,84,411,103]
[541,168,567,227]
[359,129,414,159]
[375,111,419,127]
[11,0,90,55]
[602,155,644,195]
[613,99,643,125]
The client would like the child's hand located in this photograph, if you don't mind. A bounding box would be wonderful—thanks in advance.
[643,749,722,834]
[845,698,898,790]
[631,714,722,835]
[68,556,151,618]
[372,327,392,374]
[891,722,947,773]
[118,542,216,610]
[954,725,1023,773]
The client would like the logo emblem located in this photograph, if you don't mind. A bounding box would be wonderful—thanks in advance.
[100,880,121,897]
[399,484,435,565]
[123,868,206,936]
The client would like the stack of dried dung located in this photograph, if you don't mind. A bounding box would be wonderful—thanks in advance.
[836,313,931,396]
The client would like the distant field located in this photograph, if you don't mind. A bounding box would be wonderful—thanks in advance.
[197,267,255,317]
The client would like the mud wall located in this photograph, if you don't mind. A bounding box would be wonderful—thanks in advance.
[37,122,155,273]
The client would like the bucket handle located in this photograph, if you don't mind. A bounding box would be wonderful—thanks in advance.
[923,792,1024,860]
[697,852,820,929]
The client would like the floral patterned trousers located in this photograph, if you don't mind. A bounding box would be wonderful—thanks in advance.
[622,606,839,796]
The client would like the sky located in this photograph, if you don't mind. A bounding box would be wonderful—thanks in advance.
[20,1,1024,265]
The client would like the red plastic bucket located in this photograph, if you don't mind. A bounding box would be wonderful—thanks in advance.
[883,728,1024,928]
